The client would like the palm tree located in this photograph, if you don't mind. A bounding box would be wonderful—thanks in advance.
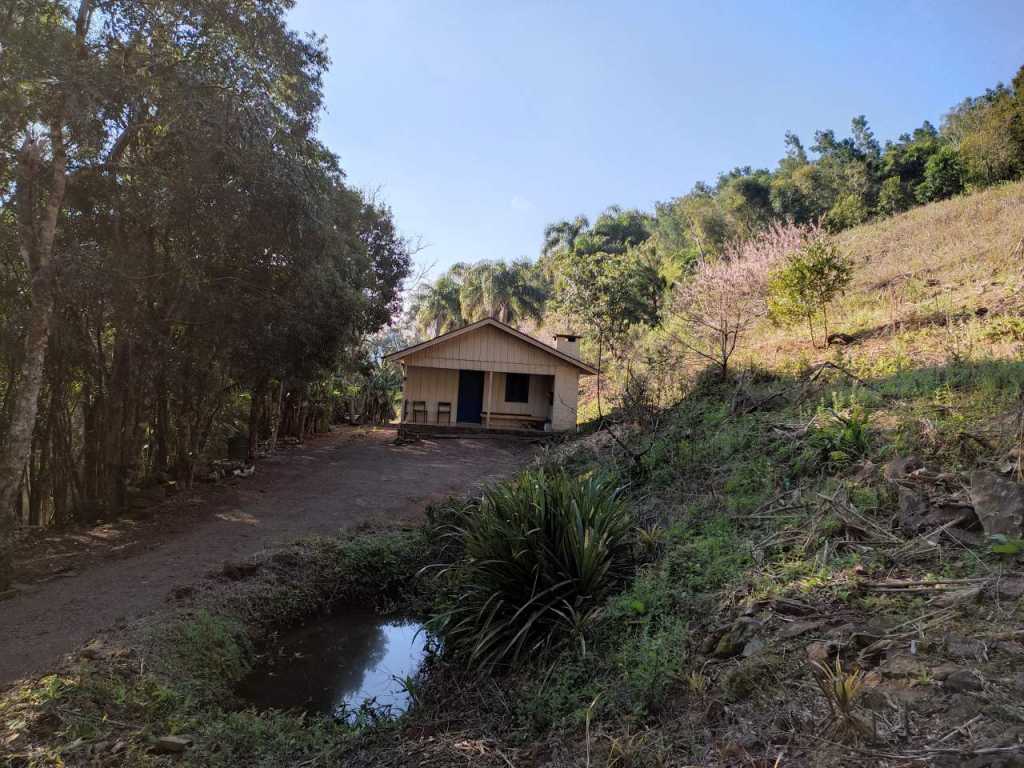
[410,273,464,337]
[541,215,589,258]
[458,260,547,326]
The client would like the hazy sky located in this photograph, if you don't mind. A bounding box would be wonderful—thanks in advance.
[287,1,1024,278]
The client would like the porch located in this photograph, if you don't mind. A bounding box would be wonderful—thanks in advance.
[400,368,555,432]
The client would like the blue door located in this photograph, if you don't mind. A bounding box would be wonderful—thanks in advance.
[457,370,485,423]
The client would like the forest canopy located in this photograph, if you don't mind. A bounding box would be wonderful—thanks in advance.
[0,1,411,586]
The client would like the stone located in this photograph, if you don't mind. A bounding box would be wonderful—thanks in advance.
[944,634,988,661]
[741,637,766,657]
[778,619,827,640]
[944,669,984,692]
[931,663,963,681]
[897,486,930,535]
[879,653,927,678]
[970,470,1024,537]
[805,640,837,664]
[713,618,763,658]
[993,577,1024,601]
[78,640,105,660]
[218,560,260,581]
[884,455,925,482]
[933,585,984,608]
[152,735,194,754]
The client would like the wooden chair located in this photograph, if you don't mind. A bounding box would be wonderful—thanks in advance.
[437,401,452,424]
[412,400,427,423]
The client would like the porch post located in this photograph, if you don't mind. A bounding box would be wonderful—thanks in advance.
[486,370,493,429]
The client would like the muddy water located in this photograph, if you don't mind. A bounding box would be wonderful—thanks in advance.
[237,608,427,721]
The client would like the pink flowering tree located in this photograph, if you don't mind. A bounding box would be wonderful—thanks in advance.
[670,222,812,379]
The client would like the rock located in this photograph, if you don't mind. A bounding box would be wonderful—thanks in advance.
[944,634,988,661]
[806,640,837,664]
[931,663,964,681]
[971,470,1024,537]
[885,455,925,482]
[79,640,105,660]
[993,577,1024,601]
[826,332,855,346]
[152,735,194,754]
[880,653,927,679]
[933,585,984,608]
[713,618,763,658]
[218,560,260,581]
[944,669,984,692]
[897,486,931,534]
[742,637,766,657]
[778,619,827,640]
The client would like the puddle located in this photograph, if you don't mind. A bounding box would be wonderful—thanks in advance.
[237,608,427,721]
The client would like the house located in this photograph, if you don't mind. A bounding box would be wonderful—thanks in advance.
[384,318,597,432]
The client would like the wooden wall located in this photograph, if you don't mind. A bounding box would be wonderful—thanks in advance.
[485,372,552,419]
[398,325,582,431]
[403,325,568,375]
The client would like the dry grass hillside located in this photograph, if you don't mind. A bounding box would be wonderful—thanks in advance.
[750,181,1024,372]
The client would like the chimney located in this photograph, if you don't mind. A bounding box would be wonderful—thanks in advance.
[554,333,581,359]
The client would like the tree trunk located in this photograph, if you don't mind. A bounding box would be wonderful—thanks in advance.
[247,382,265,464]
[0,129,67,588]
[154,374,170,475]
[268,380,284,454]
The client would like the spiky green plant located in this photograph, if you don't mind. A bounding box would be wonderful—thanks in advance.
[429,470,633,671]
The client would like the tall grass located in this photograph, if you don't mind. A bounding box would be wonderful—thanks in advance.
[429,470,633,672]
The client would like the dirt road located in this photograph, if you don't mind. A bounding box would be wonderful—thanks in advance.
[0,428,534,686]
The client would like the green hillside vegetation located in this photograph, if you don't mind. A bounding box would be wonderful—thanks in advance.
[5,8,1024,762]
[5,183,1024,766]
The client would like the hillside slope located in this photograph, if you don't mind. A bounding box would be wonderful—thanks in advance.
[530,183,1024,766]
[4,186,1024,767]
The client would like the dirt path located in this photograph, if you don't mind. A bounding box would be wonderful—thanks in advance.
[0,427,534,687]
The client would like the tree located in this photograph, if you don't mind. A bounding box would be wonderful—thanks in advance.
[670,223,806,379]
[877,176,912,216]
[915,145,964,202]
[0,0,409,587]
[458,260,547,325]
[410,273,465,336]
[767,241,853,347]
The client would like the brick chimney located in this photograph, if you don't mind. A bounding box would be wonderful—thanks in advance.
[553,333,581,359]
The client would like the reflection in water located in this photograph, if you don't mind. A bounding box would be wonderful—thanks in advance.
[237,609,426,721]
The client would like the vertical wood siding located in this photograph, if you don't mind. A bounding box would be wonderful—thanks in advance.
[399,325,582,431]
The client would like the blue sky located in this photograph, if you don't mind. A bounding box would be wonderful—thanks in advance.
[287,1,1024,278]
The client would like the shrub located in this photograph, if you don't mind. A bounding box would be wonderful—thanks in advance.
[767,240,853,346]
[824,193,868,232]
[429,470,633,671]
[877,176,911,216]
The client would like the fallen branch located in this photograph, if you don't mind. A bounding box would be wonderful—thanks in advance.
[806,361,879,392]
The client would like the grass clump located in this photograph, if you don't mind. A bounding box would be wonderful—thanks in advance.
[430,470,633,671]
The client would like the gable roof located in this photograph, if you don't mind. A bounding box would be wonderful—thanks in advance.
[384,317,598,375]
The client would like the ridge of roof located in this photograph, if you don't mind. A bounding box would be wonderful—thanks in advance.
[383,317,598,374]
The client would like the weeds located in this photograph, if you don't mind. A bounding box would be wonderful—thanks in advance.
[811,658,872,743]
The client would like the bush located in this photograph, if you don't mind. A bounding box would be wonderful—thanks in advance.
[824,193,868,232]
[877,176,911,216]
[429,470,633,671]
[767,240,853,346]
